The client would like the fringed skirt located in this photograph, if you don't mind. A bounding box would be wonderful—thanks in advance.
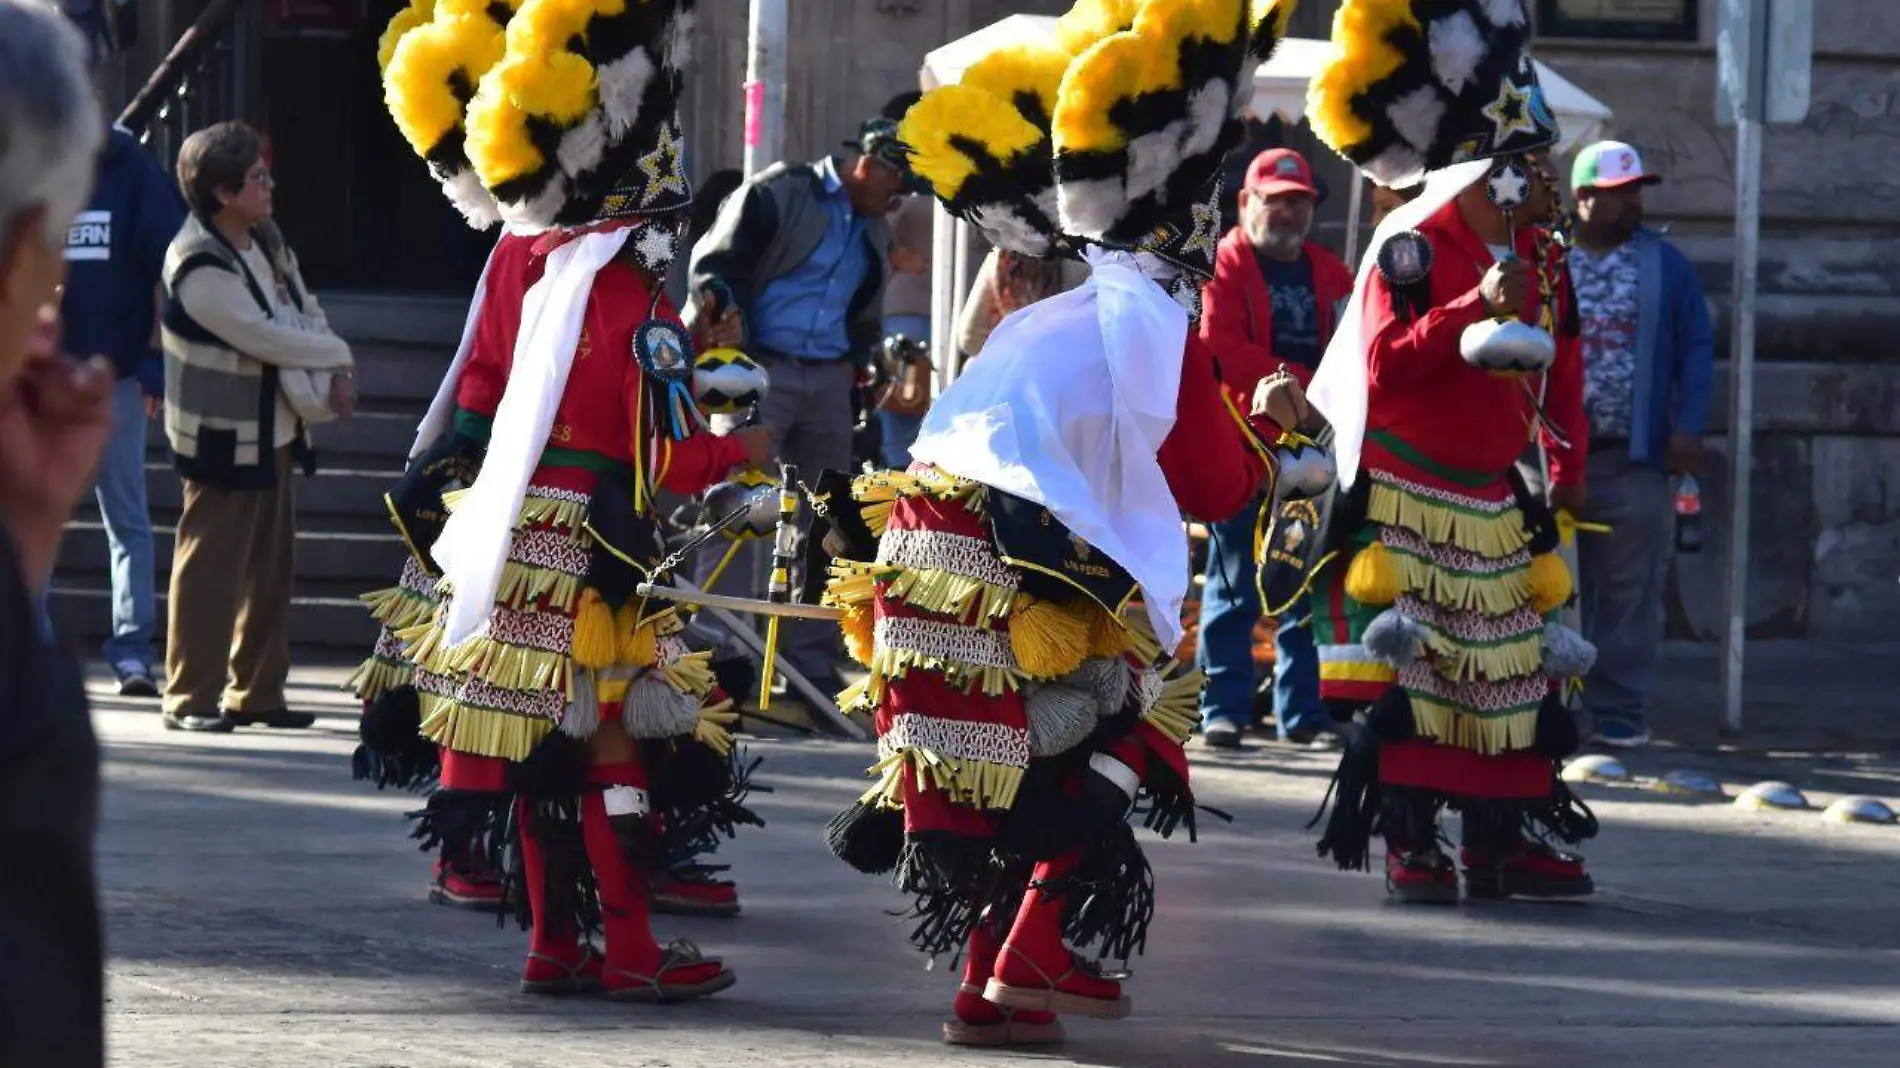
[352,465,764,890]
[822,467,1205,962]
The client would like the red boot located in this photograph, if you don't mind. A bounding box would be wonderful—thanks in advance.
[1385,842,1460,903]
[1462,840,1595,900]
[986,856,1131,1020]
[580,773,736,1003]
[650,864,742,917]
[942,914,1064,1047]
[430,842,506,912]
[516,799,602,995]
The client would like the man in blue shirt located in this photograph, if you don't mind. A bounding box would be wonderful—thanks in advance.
[53,121,185,695]
[688,118,905,695]
[1568,142,1715,749]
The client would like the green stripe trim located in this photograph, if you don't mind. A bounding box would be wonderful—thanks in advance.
[1369,430,1498,488]
[452,408,631,479]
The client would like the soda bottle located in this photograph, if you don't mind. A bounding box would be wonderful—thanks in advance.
[1675,475,1703,554]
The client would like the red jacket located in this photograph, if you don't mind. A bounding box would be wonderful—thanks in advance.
[1361,200,1586,488]
[455,234,748,496]
[1199,227,1355,398]
[1156,331,1283,523]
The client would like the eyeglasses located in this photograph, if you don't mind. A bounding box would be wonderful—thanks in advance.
[245,167,275,190]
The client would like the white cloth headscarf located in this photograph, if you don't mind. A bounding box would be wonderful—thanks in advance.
[430,228,633,646]
[909,247,1193,649]
[1307,160,1491,489]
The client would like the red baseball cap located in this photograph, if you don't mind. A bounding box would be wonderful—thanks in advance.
[1245,148,1318,198]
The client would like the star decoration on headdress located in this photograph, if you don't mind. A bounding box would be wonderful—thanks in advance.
[1486,163,1530,212]
[1482,81,1539,143]
[1180,195,1221,262]
[636,121,688,207]
[632,220,679,274]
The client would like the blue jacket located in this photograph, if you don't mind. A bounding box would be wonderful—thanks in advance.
[60,127,186,391]
[1624,227,1715,468]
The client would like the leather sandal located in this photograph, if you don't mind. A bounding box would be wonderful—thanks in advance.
[520,949,603,996]
[984,946,1131,1020]
[604,939,736,1004]
[942,983,1066,1047]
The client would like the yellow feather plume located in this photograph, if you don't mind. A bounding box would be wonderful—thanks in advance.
[898,84,1043,204]
[385,9,510,160]
[962,42,1071,127]
[841,601,876,667]
[465,0,627,188]
[1053,0,1245,155]
[1055,0,1143,55]
[1306,0,1419,158]
[378,0,436,72]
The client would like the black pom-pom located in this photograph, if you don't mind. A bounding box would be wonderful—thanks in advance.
[352,686,438,792]
[825,801,904,876]
[508,731,592,803]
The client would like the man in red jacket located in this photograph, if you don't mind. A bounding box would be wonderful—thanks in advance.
[1195,148,1353,748]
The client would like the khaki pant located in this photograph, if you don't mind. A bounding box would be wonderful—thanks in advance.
[162,449,296,715]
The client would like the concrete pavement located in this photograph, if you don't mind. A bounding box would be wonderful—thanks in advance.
[94,665,1900,1068]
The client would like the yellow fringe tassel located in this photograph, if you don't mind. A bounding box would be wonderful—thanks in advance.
[694,698,738,757]
[418,696,556,762]
[821,559,882,607]
[850,467,987,537]
[1389,548,1532,617]
[841,601,876,666]
[494,560,582,614]
[1086,603,1131,659]
[1408,697,1541,755]
[571,588,617,670]
[884,565,1017,624]
[617,603,658,667]
[1007,594,1091,679]
[1417,627,1546,684]
[1528,552,1574,615]
[658,649,716,698]
[860,748,1025,811]
[346,656,413,702]
[361,584,437,631]
[861,645,1025,709]
[1369,482,1531,559]
[836,673,877,716]
[1345,541,1400,606]
[1142,667,1205,745]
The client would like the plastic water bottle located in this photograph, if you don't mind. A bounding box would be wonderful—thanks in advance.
[1675,475,1703,554]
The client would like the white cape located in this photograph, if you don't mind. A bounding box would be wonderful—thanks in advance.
[1307,160,1491,490]
[910,248,1192,650]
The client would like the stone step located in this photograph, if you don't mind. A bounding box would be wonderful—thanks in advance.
[45,585,377,652]
[55,521,408,599]
[129,409,423,470]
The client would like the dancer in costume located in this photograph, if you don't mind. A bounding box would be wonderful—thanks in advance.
[1299,0,1601,903]
[820,0,1308,1046]
[349,0,775,1000]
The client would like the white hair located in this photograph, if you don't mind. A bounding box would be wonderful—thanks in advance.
[0,0,103,256]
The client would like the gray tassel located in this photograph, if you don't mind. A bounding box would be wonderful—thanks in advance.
[1025,681,1099,756]
[622,676,702,739]
[560,671,601,739]
[1363,608,1427,668]
[1541,622,1598,680]
[1072,656,1132,718]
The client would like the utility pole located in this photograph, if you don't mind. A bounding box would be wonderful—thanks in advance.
[743,0,788,178]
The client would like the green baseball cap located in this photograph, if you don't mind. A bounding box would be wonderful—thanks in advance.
[1572,141,1664,191]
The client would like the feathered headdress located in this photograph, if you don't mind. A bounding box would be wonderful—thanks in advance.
[899,0,1296,279]
[463,0,697,233]
[1307,0,1559,188]
[382,0,521,227]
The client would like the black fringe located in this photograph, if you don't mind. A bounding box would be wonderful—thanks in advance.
[1381,787,1445,852]
[1534,692,1582,760]
[1049,821,1156,964]
[645,740,768,866]
[1455,797,1524,857]
[1134,753,1232,842]
[996,759,1090,864]
[1525,775,1600,845]
[352,686,439,793]
[825,801,904,875]
[1310,719,1383,872]
[500,732,594,934]
[408,789,512,870]
[892,832,1010,959]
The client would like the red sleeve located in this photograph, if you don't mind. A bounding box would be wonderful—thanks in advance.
[1541,263,1588,487]
[1200,239,1304,389]
[1364,269,1491,392]
[656,431,749,495]
[1156,334,1279,522]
